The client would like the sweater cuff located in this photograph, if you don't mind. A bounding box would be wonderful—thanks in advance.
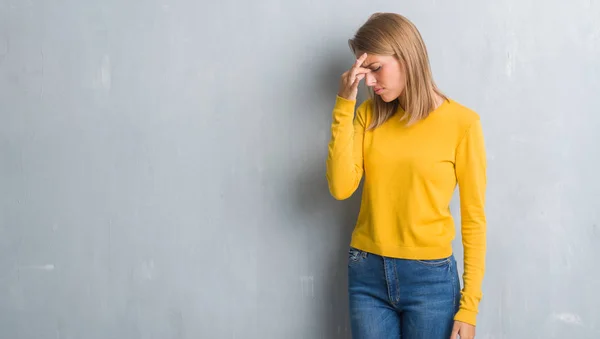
[454,308,478,326]
[333,96,356,117]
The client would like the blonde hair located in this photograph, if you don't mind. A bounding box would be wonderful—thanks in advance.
[348,13,447,129]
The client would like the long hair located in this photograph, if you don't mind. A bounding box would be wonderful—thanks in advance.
[348,13,447,129]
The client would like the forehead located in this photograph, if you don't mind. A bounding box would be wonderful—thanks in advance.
[356,52,394,66]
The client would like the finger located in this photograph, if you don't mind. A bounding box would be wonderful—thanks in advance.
[351,53,368,72]
[352,73,365,87]
[356,52,368,66]
[349,67,371,82]
[352,74,365,90]
[351,75,364,91]
[449,322,460,339]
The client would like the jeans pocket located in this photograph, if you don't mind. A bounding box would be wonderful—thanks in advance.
[348,247,367,264]
[415,256,452,267]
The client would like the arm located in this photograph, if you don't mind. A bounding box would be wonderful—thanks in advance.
[325,96,366,200]
[453,119,487,326]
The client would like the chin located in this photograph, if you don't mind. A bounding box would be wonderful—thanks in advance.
[377,91,400,103]
[379,95,394,103]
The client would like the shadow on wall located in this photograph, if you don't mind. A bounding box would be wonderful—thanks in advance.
[292,49,365,338]
[295,161,362,338]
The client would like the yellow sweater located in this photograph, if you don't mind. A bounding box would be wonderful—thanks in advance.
[326,95,486,326]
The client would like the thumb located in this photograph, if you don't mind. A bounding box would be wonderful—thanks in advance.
[353,74,365,88]
[449,322,460,339]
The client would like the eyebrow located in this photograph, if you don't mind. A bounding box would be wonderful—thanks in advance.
[362,62,379,68]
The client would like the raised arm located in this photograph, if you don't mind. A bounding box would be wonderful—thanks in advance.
[326,53,371,200]
[326,96,367,200]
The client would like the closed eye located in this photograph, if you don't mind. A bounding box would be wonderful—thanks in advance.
[371,66,381,72]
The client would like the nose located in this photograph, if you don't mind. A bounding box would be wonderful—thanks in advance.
[365,72,376,87]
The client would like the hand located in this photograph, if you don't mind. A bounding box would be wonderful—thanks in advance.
[450,321,475,339]
[337,53,371,101]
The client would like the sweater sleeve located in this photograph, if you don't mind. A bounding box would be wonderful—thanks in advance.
[453,119,487,326]
[325,96,366,200]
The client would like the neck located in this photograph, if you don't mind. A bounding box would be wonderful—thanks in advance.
[395,90,445,112]
[432,91,444,109]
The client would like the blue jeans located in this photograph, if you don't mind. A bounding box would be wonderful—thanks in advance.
[348,247,461,339]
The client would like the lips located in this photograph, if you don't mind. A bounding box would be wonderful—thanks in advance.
[374,88,384,95]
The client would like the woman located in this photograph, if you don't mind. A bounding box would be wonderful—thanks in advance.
[326,13,486,339]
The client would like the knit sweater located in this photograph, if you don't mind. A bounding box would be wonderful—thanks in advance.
[326,95,487,326]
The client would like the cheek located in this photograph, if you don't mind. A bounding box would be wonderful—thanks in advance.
[381,69,402,89]
[394,70,405,87]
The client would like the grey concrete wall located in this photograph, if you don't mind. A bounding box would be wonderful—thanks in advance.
[1,0,599,338]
